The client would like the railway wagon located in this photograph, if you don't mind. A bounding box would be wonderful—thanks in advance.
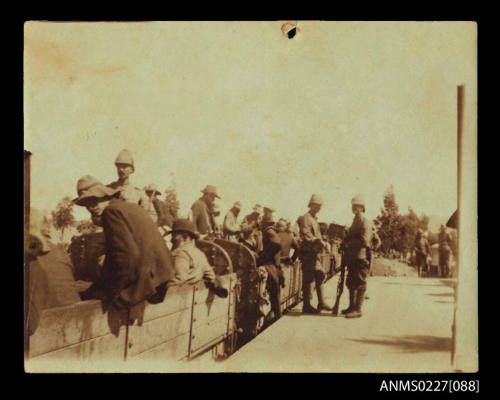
[26,240,237,370]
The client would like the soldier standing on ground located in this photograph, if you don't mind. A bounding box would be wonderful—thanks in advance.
[438,224,453,278]
[298,194,332,313]
[340,194,372,318]
[223,202,242,242]
[414,228,431,277]
[191,185,220,238]
[107,149,148,206]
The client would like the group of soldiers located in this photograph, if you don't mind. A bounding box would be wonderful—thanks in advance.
[414,224,453,278]
[34,148,377,325]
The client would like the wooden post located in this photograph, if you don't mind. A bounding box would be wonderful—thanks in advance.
[24,150,32,357]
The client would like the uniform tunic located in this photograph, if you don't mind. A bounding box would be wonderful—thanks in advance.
[298,212,325,281]
[344,213,372,289]
[170,242,216,285]
[107,180,147,206]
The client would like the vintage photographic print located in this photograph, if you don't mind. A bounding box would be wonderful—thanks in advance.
[23,21,477,374]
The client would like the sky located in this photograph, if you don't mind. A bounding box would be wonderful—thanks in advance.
[24,21,477,227]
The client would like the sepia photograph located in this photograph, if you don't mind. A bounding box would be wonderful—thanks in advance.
[23,20,477,374]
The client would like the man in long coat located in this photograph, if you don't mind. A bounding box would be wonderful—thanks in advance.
[74,176,175,311]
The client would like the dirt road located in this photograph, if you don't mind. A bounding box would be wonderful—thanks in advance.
[189,258,456,372]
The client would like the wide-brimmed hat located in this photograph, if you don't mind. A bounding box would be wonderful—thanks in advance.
[201,185,220,199]
[264,206,275,213]
[72,175,120,206]
[253,204,263,214]
[144,184,161,195]
[308,194,324,207]
[170,218,199,239]
[114,149,135,171]
[232,201,242,210]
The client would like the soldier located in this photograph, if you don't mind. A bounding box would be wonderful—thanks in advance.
[257,208,284,321]
[73,176,174,312]
[340,194,373,318]
[191,185,220,237]
[298,194,332,313]
[143,184,161,224]
[209,204,222,238]
[168,219,228,298]
[414,228,431,277]
[152,191,175,230]
[107,149,148,206]
[240,204,263,252]
[277,219,299,265]
[223,201,242,242]
[438,224,452,278]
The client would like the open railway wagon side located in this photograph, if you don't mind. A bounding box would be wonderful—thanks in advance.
[26,239,237,369]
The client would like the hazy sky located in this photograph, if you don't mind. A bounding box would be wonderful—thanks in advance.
[24,21,476,226]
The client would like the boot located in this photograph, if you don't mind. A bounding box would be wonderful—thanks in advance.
[341,288,357,314]
[302,282,319,314]
[346,286,366,318]
[316,283,332,311]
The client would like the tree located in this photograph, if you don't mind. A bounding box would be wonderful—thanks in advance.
[399,207,420,256]
[51,197,75,240]
[374,185,403,255]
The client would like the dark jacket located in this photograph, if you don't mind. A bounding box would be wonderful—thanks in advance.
[344,213,372,260]
[153,198,175,228]
[191,198,213,235]
[257,223,282,267]
[84,199,175,307]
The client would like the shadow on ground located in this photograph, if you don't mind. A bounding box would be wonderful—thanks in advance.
[348,335,451,353]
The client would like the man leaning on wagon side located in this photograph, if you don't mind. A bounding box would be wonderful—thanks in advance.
[74,176,175,312]
[168,219,228,298]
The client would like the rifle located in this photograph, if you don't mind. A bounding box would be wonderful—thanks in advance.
[332,244,347,316]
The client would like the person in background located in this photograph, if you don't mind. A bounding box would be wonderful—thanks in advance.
[191,185,220,237]
[240,204,263,252]
[143,184,161,224]
[223,201,242,242]
[257,208,283,321]
[414,228,431,277]
[107,149,148,207]
[168,219,228,298]
[438,224,453,278]
[277,218,299,265]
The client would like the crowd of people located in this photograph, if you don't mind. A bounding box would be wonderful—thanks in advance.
[26,148,384,337]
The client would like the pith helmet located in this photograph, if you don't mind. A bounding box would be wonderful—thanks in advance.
[170,218,199,239]
[308,194,324,207]
[351,194,365,208]
[114,149,135,171]
[264,206,275,213]
[233,201,242,210]
[73,175,120,205]
[201,185,221,199]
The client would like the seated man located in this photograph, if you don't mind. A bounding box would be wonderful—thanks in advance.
[168,219,228,298]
